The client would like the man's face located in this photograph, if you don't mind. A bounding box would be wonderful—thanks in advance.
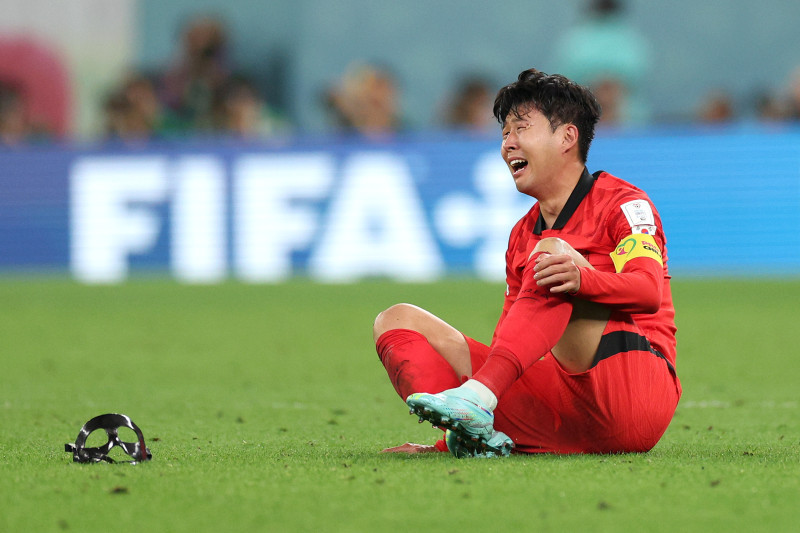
[500,106,565,197]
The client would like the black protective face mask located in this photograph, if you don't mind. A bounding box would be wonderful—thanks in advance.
[65,413,152,464]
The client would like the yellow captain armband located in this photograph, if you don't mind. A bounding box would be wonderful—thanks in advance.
[610,234,663,273]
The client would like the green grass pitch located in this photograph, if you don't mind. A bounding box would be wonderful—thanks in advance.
[1,278,798,532]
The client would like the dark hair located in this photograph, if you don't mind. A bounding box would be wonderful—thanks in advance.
[493,68,601,162]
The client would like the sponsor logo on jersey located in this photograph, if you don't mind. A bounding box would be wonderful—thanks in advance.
[615,237,637,256]
[611,233,663,272]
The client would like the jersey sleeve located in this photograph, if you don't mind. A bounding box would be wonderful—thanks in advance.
[492,220,521,344]
[576,196,665,314]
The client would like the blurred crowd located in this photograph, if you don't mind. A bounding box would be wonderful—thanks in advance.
[101,16,288,143]
[2,1,800,146]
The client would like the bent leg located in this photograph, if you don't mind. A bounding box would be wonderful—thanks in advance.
[373,303,472,378]
[373,304,474,401]
[532,238,610,373]
[374,307,484,454]
[486,238,678,453]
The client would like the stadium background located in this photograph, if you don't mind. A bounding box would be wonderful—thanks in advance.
[2,0,800,282]
[2,3,800,531]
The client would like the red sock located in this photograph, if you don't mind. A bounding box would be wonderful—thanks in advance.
[473,253,573,399]
[376,329,461,400]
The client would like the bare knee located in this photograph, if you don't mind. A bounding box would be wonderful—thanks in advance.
[373,303,421,342]
[533,237,571,255]
[372,303,473,377]
[532,237,591,268]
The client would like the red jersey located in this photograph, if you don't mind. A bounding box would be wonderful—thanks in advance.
[494,168,677,369]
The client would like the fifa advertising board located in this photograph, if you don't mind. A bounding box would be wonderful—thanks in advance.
[2,129,800,282]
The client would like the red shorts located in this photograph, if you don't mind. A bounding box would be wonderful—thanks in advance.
[466,312,681,454]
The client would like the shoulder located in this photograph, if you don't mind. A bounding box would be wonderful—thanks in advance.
[592,170,656,210]
[593,170,648,197]
[591,170,662,233]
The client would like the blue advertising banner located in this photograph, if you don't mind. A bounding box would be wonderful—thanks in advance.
[1,127,799,283]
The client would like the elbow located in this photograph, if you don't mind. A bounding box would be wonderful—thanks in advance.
[628,259,663,313]
[640,294,662,314]
[637,282,663,314]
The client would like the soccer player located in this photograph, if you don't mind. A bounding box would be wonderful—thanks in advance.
[373,68,680,457]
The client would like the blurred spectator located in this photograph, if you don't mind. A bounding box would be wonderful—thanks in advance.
[0,81,56,145]
[750,67,800,123]
[212,75,287,138]
[102,13,289,142]
[591,78,627,125]
[103,92,142,141]
[752,89,787,122]
[0,82,31,145]
[442,75,495,132]
[786,65,800,119]
[323,62,403,136]
[554,0,651,125]
[160,14,231,132]
[697,89,735,123]
[102,72,170,142]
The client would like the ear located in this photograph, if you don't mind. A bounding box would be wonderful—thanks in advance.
[560,123,579,154]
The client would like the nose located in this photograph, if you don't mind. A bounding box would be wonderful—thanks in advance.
[502,130,518,152]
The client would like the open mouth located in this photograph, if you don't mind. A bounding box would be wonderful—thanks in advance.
[509,158,528,175]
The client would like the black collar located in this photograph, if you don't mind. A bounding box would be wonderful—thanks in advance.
[533,168,599,234]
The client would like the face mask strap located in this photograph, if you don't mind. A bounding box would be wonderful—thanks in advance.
[65,413,152,464]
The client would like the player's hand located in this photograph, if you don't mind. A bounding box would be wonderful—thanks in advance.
[533,253,581,294]
[380,442,439,454]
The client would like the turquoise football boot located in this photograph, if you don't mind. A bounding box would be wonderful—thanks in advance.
[445,429,514,458]
[406,387,495,448]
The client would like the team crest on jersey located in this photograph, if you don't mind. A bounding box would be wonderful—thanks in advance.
[620,200,656,236]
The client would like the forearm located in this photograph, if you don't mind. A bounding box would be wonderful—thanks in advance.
[576,257,663,314]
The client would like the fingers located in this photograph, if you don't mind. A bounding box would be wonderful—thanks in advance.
[538,273,578,293]
[532,253,570,278]
[533,253,580,293]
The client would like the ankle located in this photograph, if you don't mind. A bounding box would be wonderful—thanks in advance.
[460,379,498,411]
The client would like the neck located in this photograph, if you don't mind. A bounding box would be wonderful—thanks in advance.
[537,162,585,229]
